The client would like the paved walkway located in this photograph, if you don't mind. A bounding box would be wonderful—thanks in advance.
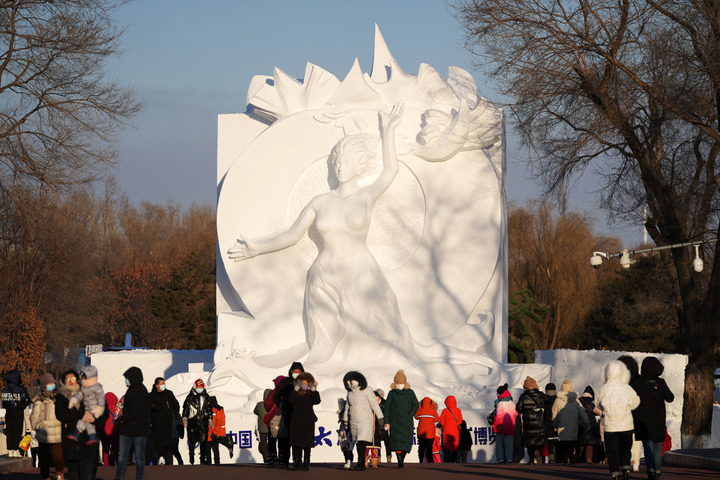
[2,462,720,480]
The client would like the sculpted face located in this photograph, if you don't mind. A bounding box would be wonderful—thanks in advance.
[332,143,364,183]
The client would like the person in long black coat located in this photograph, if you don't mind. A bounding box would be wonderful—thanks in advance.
[55,369,107,480]
[578,386,602,463]
[274,361,304,469]
[114,366,151,480]
[630,357,674,480]
[1,369,31,457]
[516,376,547,465]
[149,377,180,465]
[288,372,320,471]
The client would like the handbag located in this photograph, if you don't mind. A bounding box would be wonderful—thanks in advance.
[19,434,32,452]
[112,395,125,424]
[487,408,497,425]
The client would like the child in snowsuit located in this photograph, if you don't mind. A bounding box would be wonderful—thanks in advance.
[432,426,443,463]
[68,365,105,444]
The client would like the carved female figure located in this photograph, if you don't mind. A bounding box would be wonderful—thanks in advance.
[228,104,408,363]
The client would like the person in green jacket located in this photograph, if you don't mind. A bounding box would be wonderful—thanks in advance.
[383,370,419,468]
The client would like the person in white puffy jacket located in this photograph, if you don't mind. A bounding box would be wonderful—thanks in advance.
[342,371,385,470]
[597,361,641,480]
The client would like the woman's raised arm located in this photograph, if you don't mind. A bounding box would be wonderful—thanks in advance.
[362,102,404,201]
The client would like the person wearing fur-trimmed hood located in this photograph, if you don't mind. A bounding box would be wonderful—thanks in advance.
[597,360,640,480]
[342,371,384,470]
[288,372,320,470]
[383,370,419,468]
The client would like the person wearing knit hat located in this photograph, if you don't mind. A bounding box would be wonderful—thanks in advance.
[516,376,546,465]
[492,384,517,463]
[552,379,589,465]
[182,377,213,464]
[383,370,419,468]
[578,385,603,464]
[31,373,65,480]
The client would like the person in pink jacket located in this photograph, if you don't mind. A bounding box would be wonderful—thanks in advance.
[439,395,463,463]
[492,384,517,463]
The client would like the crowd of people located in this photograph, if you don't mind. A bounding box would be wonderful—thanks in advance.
[1,352,675,480]
[1,366,233,480]
[482,354,674,480]
[253,355,674,480]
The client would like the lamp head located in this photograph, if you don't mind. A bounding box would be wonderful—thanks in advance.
[619,249,631,269]
[693,245,703,273]
[590,255,603,269]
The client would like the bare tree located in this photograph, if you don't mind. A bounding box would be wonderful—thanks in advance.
[454,0,720,443]
[508,203,615,350]
[0,0,141,194]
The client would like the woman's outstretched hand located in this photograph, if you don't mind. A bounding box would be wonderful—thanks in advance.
[228,235,258,261]
[381,102,404,131]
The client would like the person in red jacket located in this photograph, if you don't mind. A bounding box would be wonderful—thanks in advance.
[206,397,227,464]
[439,395,463,463]
[414,397,439,463]
[100,392,119,466]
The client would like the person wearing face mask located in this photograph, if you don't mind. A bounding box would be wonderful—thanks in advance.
[31,373,65,480]
[149,377,180,466]
[383,370,419,468]
[273,362,304,469]
[182,378,213,465]
[288,372,320,470]
[113,366,151,480]
[341,371,385,470]
[55,369,107,480]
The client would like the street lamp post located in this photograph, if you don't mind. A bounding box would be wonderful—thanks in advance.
[590,239,718,272]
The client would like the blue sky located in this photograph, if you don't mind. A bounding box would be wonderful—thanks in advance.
[107,0,642,245]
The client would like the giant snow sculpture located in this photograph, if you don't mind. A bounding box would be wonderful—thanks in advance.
[212,27,527,406]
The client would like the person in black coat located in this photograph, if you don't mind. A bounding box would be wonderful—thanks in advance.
[578,386,602,463]
[55,369,107,480]
[1,369,31,457]
[114,366,151,480]
[543,383,558,463]
[288,372,320,471]
[181,378,213,464]
[149,377,180,465]
[457,420,473,463]
[274,361,304,469]
[516,376,547,465]
[630,357,674,480]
